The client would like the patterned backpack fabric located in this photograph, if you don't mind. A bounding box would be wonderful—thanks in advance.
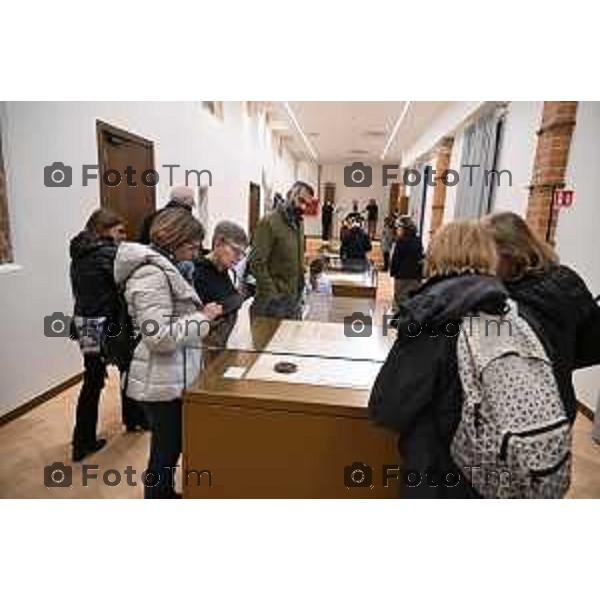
[451,301,572,499]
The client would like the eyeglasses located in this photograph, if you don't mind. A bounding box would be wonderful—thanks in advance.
[226,241,247,259]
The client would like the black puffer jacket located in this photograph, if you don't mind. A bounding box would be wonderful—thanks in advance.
[70,231,119,318]
[504,264,600,421]
[369,274,508,499]
[340,227,372,260]
[390,235,424,280]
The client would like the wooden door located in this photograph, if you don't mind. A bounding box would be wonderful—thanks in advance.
[248,182,261,239]
[96,120,156,240]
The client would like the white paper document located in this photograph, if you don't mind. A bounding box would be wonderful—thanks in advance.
[242,320,391,389]
[244,353,383,389]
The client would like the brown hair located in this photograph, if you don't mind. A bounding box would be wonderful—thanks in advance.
[85,208,124,237]
[482,211,558,280]
[425,220,497,278]
[150,208,205,253]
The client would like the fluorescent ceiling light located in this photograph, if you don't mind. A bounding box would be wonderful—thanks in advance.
[381,101,412,161]
[282,102,318,161]
[269,120,290,131]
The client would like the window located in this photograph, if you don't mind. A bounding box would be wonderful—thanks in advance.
[202,101,224,119]
[0,121,13,264]
[454,109,504,219]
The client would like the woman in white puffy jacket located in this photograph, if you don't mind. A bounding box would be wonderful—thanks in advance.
[114,208,222,499]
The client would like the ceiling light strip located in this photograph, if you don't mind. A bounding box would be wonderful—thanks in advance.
[282,102,318,161]
[380,101,412,161]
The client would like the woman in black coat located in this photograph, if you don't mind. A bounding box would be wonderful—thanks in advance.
[369,221,507,498]
[69,209,146,461]
[390,216,424,313]
[483,212,600,422]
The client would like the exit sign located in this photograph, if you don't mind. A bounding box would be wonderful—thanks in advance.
[554,189,575,208]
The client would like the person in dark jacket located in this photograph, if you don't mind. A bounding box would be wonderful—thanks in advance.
[483,211,600,422]
[69,208,146,462]
[340,220,372,268]
[369,221,507,498]
[366,198,379,240]
[346,201,363,225]
[390,216,424,313]
[137,185,195,245]
[193,220,249,349]
[321,198,334,241]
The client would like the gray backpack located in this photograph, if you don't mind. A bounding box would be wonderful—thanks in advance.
[451,301,572,499]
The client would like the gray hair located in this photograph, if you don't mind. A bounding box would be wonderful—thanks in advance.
[212,220,248,249]
[169,185,195,209]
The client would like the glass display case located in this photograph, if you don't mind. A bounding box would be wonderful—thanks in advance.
[182,294,400,499]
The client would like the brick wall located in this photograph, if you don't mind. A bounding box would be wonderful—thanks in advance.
[429,137,454,236]
[526,101,578,243]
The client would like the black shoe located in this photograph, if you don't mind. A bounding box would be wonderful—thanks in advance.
[72,438,107,462]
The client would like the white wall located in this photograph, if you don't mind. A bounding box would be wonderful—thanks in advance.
[555,101,600,412]
[0,101,299,416]
[492,102,542,215]
[401,101,484,168]
[305,162,389,237]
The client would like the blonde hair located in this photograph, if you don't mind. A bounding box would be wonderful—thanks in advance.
[482,211,558,280]
[425,220,497,278]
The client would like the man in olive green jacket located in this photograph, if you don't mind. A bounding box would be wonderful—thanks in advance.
[249,181,315,318]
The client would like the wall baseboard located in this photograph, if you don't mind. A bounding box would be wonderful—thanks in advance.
[577,401,595,422]
[0,372,83,428]
[0,373,595,428]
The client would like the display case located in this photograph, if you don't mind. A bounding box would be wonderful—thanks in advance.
[182,295,399,498]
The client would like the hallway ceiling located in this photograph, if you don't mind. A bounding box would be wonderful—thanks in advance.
[269,101,453,164]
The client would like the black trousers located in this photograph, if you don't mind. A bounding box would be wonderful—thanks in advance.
[322,218,332,241]
[383,251,390,272]
[140,398,182,499]
[72,354,148,451]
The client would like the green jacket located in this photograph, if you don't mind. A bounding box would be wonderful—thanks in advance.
[249,207,305,303]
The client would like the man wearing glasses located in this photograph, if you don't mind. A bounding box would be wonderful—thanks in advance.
[249,181,315,319]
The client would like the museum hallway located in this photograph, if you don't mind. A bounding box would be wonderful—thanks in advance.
[1,267,599,499]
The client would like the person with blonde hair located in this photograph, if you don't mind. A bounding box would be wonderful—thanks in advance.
[369,221,507,498]
[482,211,600,422]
